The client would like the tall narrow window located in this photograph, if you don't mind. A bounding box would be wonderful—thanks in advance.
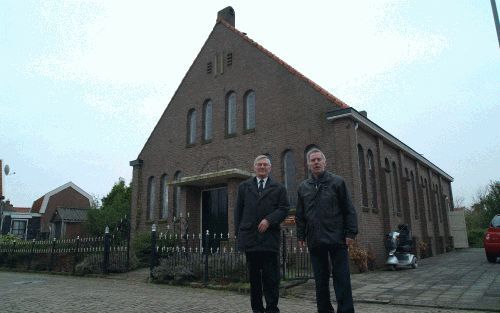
[385,158,394,215]
[187,109,197,144]
[411,171,418,219]
[367,150,378,208]
[160,174,169,219]
[244,90,256,131]
[392,162,401,215]
[147,176,156,220]
[226,92,236,135]
[424,179,431,221]
[357,145,368,207]
[173,171,182,218]
[203,100,213,141]
[283,150,297,207]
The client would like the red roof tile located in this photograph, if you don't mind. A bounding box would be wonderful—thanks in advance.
[31,196,44,213]
[218,19,349,109]
[10,207,31,213]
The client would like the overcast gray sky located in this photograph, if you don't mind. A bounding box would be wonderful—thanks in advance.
[1,1,499,207]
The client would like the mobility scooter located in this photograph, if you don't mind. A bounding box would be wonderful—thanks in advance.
[385,224,418,270]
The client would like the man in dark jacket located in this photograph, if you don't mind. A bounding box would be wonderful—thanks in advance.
[235,155,289,313]
[296,148,358,313]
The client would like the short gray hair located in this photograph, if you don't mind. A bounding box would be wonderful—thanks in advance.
[306,148,326,163]
[254,155,271,166]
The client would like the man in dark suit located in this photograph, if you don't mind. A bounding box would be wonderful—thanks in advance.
[235,155,289,313]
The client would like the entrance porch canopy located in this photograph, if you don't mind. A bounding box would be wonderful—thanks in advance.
[172,168,253,187]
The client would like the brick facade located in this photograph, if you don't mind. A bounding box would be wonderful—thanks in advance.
[130,8,454,265]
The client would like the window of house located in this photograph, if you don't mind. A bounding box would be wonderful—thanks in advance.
[226,92,236,135]
[147,176,156,220]
[357,145,368,207]
[411,171,418,219]
[244,90,256,131]
[392,162,401,216]
[203,100,213,141]
[424,178,432,221]
[367,150,378,208]
[160,174,169,219]
[385,158,394,215]
[283,150,297,207]
[173,171,182,218]
[11,220,27,239]
[187,109,197,145]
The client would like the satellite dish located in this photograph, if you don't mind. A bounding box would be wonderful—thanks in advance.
[4,164,10,175]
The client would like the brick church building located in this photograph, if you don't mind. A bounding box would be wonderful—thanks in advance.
[130,7,456,263]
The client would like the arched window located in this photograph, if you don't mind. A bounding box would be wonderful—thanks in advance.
[367,150,378,208]
[282,150,297,207]
[147,176,156,220]
[244,90,256,131]
[424,178,431,221]
[160,174,169,219]
[411,171,418,219]
[226,92,236,135]
[173,171,182,218]
[385,158,394,215]
[203,100,213,141]
[392,162,401,215]
[304,144,320,178]
[187,109,197,144]
[357,145,368,207]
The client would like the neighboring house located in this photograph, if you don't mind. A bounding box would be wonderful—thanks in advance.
[30,182,93,239]
[50,208,89,239]
[0,205,41,240]
[129,7,459,263]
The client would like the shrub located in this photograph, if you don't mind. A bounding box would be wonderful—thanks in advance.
[348,241,368,273]
[468,228,486,248]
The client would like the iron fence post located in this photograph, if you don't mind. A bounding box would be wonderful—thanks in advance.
[103,226,110,274]
[203,230,209,286]
[28,238,35,270]
[150,224,157,279]
[49,238,56,272]
[281,230,287,280]
[73,236,80,274]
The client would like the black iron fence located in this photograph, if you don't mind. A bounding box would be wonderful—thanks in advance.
[149,226,313,284]
[0,227,129,275]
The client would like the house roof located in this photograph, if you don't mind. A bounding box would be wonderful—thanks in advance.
[217,19,350,110]
[30,182,93,214]
[8,207,31,213]
[326,108,453,181]
[51,208,89,223]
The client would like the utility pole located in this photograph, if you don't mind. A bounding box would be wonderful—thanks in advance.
[492,0,500,47]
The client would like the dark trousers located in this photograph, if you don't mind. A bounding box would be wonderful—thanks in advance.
[246,251,280,313]
[309,244,354,313]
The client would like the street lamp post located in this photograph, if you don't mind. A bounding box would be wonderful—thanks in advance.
[0,195,5,234]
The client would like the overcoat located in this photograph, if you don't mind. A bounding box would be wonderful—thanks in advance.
[235,177,289,252]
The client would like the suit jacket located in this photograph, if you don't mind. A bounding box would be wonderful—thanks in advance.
[235,176,289,252]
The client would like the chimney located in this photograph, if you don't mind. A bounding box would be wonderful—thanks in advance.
[359,110,368,118]
[218,6,235,27]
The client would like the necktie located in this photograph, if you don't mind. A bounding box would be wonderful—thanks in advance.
[258,179,264,194]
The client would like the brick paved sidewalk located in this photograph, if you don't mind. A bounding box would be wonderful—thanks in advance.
[286,248,500,312]
[0,271,493,313]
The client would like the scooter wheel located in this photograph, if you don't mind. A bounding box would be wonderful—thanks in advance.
[411,258,418,269]
[390,265,397,271]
